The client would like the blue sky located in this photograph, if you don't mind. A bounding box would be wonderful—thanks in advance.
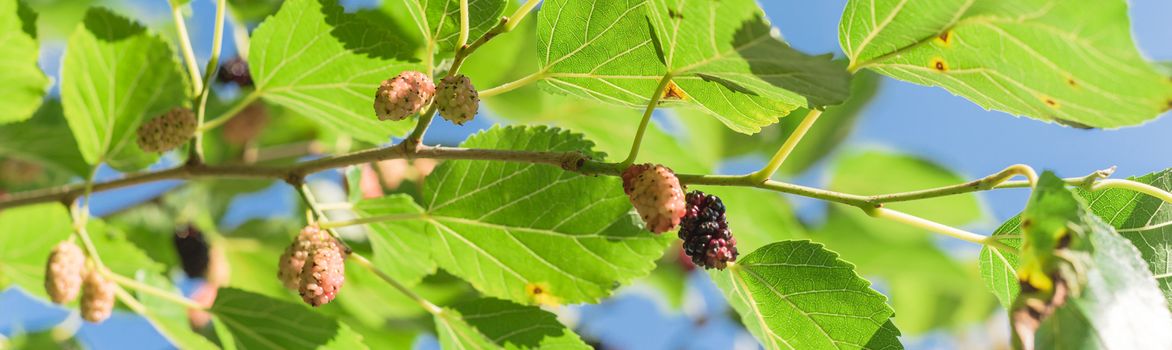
[4,0,1172,349]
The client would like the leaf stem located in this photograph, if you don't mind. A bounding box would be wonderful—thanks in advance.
[479,71,546,98]
[350,253,443,315]
[187,0,228,166]
[867,164,1044,204]
[749,109,823,183]
[456,0,470,50]
[293,182,353,253]
[169,4,203,95]
[868,207,1017,251]
[402,106,438,151]
[622,74,674,166]
[1091,179,1172,203]
[198,90,261,132]
[506,0,542,32]
[107,272,206,310]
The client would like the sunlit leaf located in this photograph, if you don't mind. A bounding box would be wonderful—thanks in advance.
[840,0,1172,128]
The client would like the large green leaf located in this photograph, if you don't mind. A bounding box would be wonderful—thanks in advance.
[830,150,983,228]
[0,100,89,178]
[406,126,670,305]
[353,195,436,287]
[436,298,590,350]
[535,0,849,134]
[250,0,420,143]
[0,203,73,299]
[211,287,367,349]
[840,0,1172,128]
[983,170,1172,310]
[0,0,49,124]
[712,241,901,350]
[1073,170,1172,310]
[60,8,189,171]
[1004,173,1172,349]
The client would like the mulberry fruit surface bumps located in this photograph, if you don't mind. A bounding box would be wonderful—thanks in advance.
[44,241,85,304]
[277,225,332,290]
[81,268,116,323]
[136,107,197,153]
[435,75,479,125]
[299,243,345,307]
[374,71,435,121]
[678,191,738,270]
[621,164,686,233]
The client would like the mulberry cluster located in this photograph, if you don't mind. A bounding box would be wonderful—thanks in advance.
[435,75,479,125]
[217,56,253,87]
[277,225,346,306]
[42,240,119,323]
[678,191,738,270]
[621,164,686,233]
[137,107,197,153]
[375,71,435,121]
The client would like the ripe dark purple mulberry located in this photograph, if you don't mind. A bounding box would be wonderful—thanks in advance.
[678,191,737,270]
[174,224,210,278]
[217,56,253,87]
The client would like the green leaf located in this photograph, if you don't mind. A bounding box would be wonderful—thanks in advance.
[420,0,507,54]
[1073,170,1172,311]
[0,203,73,299]
[211,287,367,349]
[814,207,995,334]
[0,100,90,177]
[1005,173,1172,349]
[536,0,849,134]
[0,0,49,124]
[354,195,436,287]
[434,308,499,350]
[336,261,471,324]
[250,0,420,143]
[60,8,189,171]
[712,241,901,350]
[830,150,983,227]
[86,218,165,278]
[405,126,670,305]
[436,298,590,350]
[983,169,1172,311]
[840,0,1172,128]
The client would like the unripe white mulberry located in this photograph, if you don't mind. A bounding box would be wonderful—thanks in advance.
[81,268,116,323]
[621,164,687,233]
[435,75,479,125]
[277,225,332,290]
[374,71,435,121]
[44,241,85,304]
[137,107,196,153]
[299,244,345,307]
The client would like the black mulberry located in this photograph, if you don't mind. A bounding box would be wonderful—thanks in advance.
[678,191,737,270]
[174,224,210,278]
[217,56,253,87]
